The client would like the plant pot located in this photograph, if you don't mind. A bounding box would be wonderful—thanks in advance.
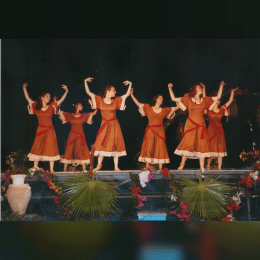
[6,174,31,215]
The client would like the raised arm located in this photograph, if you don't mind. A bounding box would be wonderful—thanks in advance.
[200,82,206,98]
[122,80,132,98]
[214,81,226,100]
[225,87,238,108]
[168,83,182,102]
[23,82,33,103]
[171,106,180,112]
[84,77,94,97]
[130,88,141,107]
[56,85,69,106]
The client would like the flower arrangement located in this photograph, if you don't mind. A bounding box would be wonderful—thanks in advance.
[221,190,243,221]
[170,201,191,221]
[138,168,154,188]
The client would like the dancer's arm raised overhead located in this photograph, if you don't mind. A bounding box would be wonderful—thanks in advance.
[23,82,34,103]
[84,77,95,97]
[168,83,182,102]
[199,82,206,98]
[214,81,226,100]
[130,88,142,107]
[122,80,132,98]
[56,85,69,106]
[225,87,238,108]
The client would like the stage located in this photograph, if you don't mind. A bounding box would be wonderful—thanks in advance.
[2,168,259,221]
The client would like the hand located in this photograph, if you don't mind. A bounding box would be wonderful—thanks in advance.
[231,87,239,92]
[123,80,132,86]
[220,80,226,86]
[85,77,94,83]
[200,82,205,89]
[92,109,98,115]
[168,83,173,88]
[53,96,57,102]
[23,82,29,88]
[61,85,68,91]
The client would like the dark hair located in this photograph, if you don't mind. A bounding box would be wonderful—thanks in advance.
[103,85,115,98]
[151,94,164,107]
[188,85,202,98]
[35,92,50,110]
[71,103,83,113]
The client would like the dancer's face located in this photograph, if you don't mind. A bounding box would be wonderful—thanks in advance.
[107,87,116,97]
[156,95,163,106]
[196,85,202,95]
[76,103,83,111]
[42,93,51,103]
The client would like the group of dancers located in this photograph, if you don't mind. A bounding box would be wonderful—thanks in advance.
[23,78,238,173]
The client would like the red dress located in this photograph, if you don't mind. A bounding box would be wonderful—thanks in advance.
[59,111,94,164]
[207,105,228,157]
[27,101,60,161]
[175,94,217,158]
[89,94,127,157]
[138,104,176,164]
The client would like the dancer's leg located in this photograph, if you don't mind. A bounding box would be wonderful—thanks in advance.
[218,156,222,170]
[178,155,187,170]
[63,163,68,171]
[114,156,120,171]
[93,155,104,171]
[49,161,54,172]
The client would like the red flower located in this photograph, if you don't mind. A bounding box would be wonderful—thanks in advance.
[221,216,232,221]
[162,168,169,179]
[6,160,10,164]
[245,175,254,188]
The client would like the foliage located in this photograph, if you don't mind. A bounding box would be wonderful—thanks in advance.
[172,174,237,221]
[62,172,120,220]
[1,209,46,221]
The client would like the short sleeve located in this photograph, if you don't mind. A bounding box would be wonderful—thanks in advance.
[27,101,37,115]
[88,94,101,109]
[59,111,73,124]
[115,95,126,110]
[205,96,218,111]
[51,101,59,114]
[164,107,176,119]
[84,112,94,125]
[177,94,190,111]
[138,103,150,117]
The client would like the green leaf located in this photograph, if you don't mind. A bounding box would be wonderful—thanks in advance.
[62,176,120,220]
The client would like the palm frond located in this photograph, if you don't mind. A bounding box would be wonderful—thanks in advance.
[175,174,237,221]
[62,176,120,220]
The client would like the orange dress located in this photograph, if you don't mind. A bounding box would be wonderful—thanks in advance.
[207,105,228,157]
[89,94,127,157]
[59,111,94,164]
[138,104,176,164]
[27,101,60,161]
[175,94,217,158]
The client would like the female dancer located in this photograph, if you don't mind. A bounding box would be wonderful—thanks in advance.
[130,89,179,170]
[168,81,225,171]
[59,103,98,172]
[205,87,238,170]
[84,77,132,171]
[23,82,68,172]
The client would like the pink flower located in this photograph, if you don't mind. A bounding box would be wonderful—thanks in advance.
[169,211,176,215]
[137,202,144,208]
[141,196,147,201]
[69,211,72,214]
[169,185,173,189]
[65,208,68,211]
[14,169,19,172]
[53,179,56,181]
[39,168,45,172]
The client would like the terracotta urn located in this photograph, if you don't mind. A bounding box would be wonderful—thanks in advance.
[6,174,31,215]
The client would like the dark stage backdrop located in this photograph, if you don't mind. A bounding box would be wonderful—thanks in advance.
[1,39,260,171]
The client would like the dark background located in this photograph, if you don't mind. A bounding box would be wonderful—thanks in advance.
[1,39,260,171]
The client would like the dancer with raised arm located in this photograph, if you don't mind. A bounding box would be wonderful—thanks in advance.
[130,89,179,170]
[205,87,238,170]
[23,82,68,172]
[59,103,98,172]
[84,77,132,171]
[168,81,225,171]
